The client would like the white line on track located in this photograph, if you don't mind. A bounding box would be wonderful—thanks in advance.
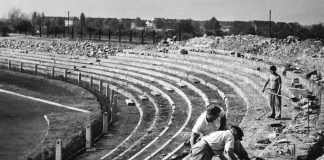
[0,88,90,113]
[44,115,50,138]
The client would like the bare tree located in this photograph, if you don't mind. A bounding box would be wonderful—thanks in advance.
[80,12,86,27]
[8,8,22,26]
[32,11,37,26]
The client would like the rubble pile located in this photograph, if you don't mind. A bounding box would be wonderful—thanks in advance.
[178,35,324,72]
[0,39,127,58]
[185,35,323,57]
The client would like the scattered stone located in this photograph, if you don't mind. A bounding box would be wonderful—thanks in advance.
[179,48,188,55]
[257,138,271,144]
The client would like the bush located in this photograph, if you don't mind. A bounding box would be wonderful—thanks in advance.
[0,22,10,36]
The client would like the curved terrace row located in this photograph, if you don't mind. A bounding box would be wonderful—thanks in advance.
[0,37,320,159]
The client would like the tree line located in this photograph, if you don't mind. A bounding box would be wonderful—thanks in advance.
[1,8,323,41]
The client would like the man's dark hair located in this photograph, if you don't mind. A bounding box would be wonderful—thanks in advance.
[270,65,277,71]
[231,125,244,141]
[206,103,221,117]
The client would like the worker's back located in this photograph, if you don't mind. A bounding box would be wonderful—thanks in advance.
[201,130,234,155]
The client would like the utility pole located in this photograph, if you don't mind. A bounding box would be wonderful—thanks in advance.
[269,10,272,38]
[68,11,70,36]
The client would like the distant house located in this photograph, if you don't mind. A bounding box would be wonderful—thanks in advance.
[145,20,155,31]
[220,21,233,33]
[130,19,156,31]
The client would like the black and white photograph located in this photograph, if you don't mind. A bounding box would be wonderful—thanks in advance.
[0,0,323,160]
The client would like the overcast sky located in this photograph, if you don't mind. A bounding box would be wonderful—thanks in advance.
[1,0,323,25]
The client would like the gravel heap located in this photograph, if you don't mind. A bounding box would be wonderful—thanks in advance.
[186,35,323,57]
[173,35,324,73]
[0,39,127,58]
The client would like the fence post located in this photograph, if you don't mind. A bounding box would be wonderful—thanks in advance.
[80,28,83,39]
[55,139,62,160]
[34,64,38,75]
[109,90,115,123]
[90,75,93,89]
[153,30,156,44]
[111,95,117,123]
[108,29,111,41]
[89,31,91,40]
[39,26,41,37]
[178,30,181,41]
[110,90,115,104]
[118,29,121,42]
[106,84,109,97]
[51,67,55,78]
[99,79,102,93]
[129,30,132,43]
[141,30,144,45]
[63,69,67,79]
[99,28,101,41]
[32,25,35,36]
[8,60,11,70]
[20,61,23,72]
[86,124,92,149]
[71,27,74,39]
[78,72,81,85]
[103,112,108,134]
[63,27,65,38]
[54,27,57,38]
[47,25,49,37]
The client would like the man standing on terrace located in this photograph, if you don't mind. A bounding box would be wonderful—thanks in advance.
[187,125,250,160]
[262,65,282,120]
[190,103,227,147]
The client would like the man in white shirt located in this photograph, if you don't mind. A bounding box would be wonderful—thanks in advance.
[188,126,250,160]
[190,103,227,147]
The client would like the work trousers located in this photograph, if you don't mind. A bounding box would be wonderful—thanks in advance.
[268,89,281,118]
[187,140,250,160]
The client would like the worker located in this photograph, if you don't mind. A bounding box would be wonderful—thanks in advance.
[187,125,250,160]
[190,103,227,147]
[262,65,282,120]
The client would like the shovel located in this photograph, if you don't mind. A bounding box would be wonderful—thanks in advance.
[264,91,299,102]
[255,111,269,120]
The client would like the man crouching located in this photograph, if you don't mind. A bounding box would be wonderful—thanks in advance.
[187,126,250,160]
[190,103,227,147]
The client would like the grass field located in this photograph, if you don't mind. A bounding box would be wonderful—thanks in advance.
[0,69,99,160]
[0,92,79,160]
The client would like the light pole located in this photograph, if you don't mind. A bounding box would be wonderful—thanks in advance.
[67,11,70,36]
[269,10,272,38]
